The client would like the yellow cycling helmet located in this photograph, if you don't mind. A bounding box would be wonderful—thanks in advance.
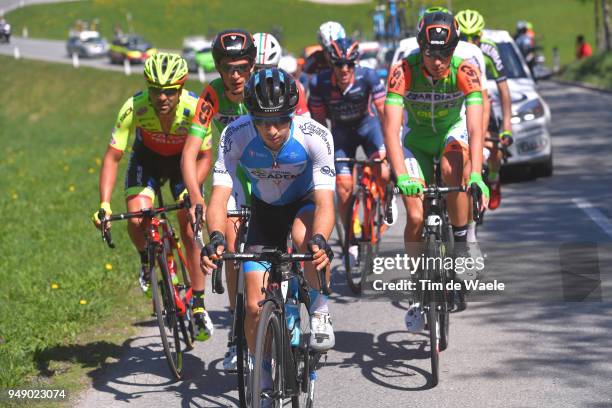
[456,9,486,36]
[144,52,188,88]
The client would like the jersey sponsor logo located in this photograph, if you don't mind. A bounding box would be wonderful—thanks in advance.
[250,168,298,181]
[320,165,336,177]
[213,166,229,174]
[248,149,268,158]
[221,136,232,154]
[460,64,481,88]
[120,106,133,122]
[388,64,404,91]
[405,91,463,102]
[217,113,241,126]
[136,106,148,116]
[298,122,332,155]
[176,126,189,135]
[222,120,249,152]
[198,103,214,126]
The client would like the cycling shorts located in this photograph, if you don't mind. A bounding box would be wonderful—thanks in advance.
[403,118,469,185]
[124,137,186,201]
[333,115,385,176]
[243,195,315,273]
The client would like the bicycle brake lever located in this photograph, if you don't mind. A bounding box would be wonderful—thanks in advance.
[98,209,115,249]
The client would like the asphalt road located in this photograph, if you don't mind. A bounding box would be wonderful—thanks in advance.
[74,81,612,408]
[0,36,221,80]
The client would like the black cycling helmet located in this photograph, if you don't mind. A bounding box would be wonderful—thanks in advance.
[417,10,460,56]
[327,37,360,63]
[243,68,299,116]
[212,29,256,65]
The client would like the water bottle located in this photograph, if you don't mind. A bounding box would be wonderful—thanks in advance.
[285,298,301,347]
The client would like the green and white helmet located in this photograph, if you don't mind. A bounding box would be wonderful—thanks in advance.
[456,9,486,36]
[144,52,188,88]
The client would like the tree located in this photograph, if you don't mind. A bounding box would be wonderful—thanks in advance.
[603,0,612,51]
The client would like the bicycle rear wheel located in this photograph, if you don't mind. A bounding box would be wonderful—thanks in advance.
[344,191,373,294]
[150,247,184,380]
[252,301,285,408]
[424,235,441,387]
[235,289,250,407]
[292,303,315,408]
[174,245,194,350]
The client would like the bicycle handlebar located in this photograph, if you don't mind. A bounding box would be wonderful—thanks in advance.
[99,202,187,249]
[390,185,466,196]
[222,252,314,263]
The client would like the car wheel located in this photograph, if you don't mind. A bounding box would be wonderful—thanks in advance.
[533,153,553,178]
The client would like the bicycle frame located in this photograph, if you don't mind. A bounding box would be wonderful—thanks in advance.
[338,158,388,245]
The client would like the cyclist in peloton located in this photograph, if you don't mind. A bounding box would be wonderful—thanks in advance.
[456,9,514,213]
[253,32,310,117]
[302,21,346,76]
[182,29,255,346]
[308,37,396,266]
[92,53,207,319]
[201,68,336,392]
[383,10,489,331]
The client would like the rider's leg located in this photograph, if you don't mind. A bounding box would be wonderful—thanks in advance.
[292,203,335,351]
[333,122,358,216]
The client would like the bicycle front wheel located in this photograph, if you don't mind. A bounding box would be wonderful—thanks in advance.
[252,301,285,408]
[344,191,373,294]
[424,235,441,387]
[150,248,183,380]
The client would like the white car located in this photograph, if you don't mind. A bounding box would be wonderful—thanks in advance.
[391,32,553,177]
[482,29,552,177]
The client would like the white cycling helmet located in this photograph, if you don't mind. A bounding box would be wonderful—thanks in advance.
[253,32,282,68]
[278,55,298,74]
[317,21,346,48]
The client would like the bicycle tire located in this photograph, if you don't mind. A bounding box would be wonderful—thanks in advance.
[173,245,194,350]
[150,247,183,380]
[292,303,315,408]
[235,290,250,407]
[424,235,440,387]
[252,301,284,408]
[343,191,372,294]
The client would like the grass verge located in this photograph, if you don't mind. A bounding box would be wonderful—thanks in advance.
[559,51,612,90]
[0,55,207,401]
[5,0,595,64]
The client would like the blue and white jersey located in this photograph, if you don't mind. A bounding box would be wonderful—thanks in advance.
[213,115,336,205]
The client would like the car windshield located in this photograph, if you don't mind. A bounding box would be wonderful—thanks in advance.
[496,42,528,79]
[84,38,102,44]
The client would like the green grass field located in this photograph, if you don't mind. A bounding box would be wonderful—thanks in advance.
[560,51,612,89]
[0,55,208,394]
[6,0,595,65]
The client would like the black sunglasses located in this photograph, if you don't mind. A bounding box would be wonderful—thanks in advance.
[251,114,293,127]
[220,62,252,75]
[423,47,454,59]
[149,87,180,96]
[333,60,356,68]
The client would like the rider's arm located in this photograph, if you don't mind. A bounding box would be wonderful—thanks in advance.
[184,85,218,209]
[100,97,134,203]
[181,135,207,203]
[457,61,484,175]
[382,61,409,177]
[367,67,387,123]
[497,80,512,133]
[309,123,337,239]
[307,74,328,126]
[99,146,123,204]
[205,186,231,234]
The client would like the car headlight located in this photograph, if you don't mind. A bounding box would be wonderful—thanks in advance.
[511,98,545,124]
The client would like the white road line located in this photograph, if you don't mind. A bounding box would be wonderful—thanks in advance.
[573,198,612,239]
